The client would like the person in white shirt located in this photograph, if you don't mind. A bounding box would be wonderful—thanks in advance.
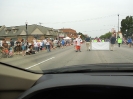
[33,41,38,52]
[46,38,51,52]
[53,38,58,49]
[75,35,82,52]
[37,40,40,52]
[43,38,47,50]
[39,40,43,51]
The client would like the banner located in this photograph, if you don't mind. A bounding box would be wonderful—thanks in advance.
[91,42,110,50]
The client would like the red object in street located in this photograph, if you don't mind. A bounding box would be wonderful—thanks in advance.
[76,46,80,50]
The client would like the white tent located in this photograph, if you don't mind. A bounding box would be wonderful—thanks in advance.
[63,37,71,40]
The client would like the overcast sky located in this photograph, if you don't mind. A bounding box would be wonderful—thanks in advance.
[0,0,133,37]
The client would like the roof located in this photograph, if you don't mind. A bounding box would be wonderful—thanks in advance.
[59,28,77,33]
[0,25,50,36]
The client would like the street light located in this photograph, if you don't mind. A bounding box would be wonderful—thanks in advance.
[25,21,28,41]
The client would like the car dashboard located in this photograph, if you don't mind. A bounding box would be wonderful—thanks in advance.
[1,63,133,99]
[18,73,133,99]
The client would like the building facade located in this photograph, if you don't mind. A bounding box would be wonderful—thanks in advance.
[0,24,66,42]
[59,28,78,39]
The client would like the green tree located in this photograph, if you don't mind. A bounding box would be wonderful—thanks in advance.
[121,16,133,37]
[99,32,112,39]
[78,32,86,40]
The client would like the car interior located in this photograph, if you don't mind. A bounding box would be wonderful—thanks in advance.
[1,64,133,99]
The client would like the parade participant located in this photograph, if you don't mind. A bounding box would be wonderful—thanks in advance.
[110,34,116,51]
[73,38,77,50]
[127,37,132,48]
[117,36,122,47]
[94,39,97,42]
[102,39,105,42]
[97,38,101,42]
[75,35,82,52]
[85,36,91,51]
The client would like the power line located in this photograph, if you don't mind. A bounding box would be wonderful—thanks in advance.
[43,14,116,24]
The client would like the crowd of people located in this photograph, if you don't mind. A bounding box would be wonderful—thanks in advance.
[0,35,132,58]
[0,37,73,58]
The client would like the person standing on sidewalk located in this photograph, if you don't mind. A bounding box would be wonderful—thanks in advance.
[15,39,21,55]
[43,38,47,50]
[61,39,65,49]
[85,36,91,51]
[10,39,14,54]
[46,38,51,52]
[21,39,26,56]
[110,34,116,51]
[53,38,58,50]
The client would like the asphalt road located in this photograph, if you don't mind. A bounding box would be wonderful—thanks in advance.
[0,43,133,72]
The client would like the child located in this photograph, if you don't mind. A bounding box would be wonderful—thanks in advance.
[26,45,36,55]
[9,46,13,57]
[2,47,9,58]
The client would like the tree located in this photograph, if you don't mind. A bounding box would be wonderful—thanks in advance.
[99,32,112,39]
[78,32,86,40]
[121,16,133,37]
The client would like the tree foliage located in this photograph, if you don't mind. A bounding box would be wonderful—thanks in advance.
[99,32,112,39]
[121,16,133,37]
[78,32,86,40]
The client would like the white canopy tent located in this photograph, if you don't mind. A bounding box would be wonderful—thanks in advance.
[63,37,71,40]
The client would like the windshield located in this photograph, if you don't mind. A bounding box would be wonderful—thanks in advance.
[0,0,133,73]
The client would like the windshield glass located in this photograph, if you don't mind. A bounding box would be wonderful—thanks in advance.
[0,0,133,73]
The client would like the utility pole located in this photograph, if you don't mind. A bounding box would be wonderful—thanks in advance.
[25,21,28,41]
[118,14,119,37]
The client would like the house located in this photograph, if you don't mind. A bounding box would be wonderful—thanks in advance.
[0,24,66,42]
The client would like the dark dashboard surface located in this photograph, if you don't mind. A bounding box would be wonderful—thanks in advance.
[18,72,133,99]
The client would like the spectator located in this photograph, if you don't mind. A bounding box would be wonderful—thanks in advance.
[127,37,132,48]
[21,39,26,56]
[15,39,21,55]
[26,45,35,55]
[10,38,15,54]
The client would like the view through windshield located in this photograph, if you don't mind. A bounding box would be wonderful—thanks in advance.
[0,0,133,73]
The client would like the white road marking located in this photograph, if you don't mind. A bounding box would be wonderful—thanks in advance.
[25,57,55,69]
